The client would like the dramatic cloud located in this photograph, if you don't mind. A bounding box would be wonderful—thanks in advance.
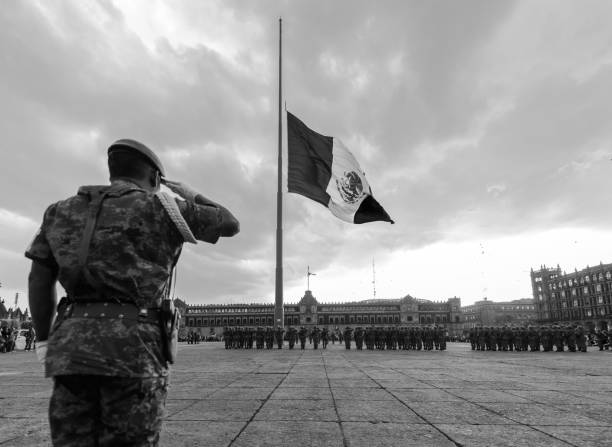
[1,1,612,310]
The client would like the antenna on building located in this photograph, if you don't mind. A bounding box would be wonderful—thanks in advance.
[372,258,376,300]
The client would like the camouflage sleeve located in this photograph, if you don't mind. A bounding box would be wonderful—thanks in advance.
[24,203,59,269]
[177,198,222,244]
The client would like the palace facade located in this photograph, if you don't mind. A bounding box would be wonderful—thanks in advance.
[461,298,537,329]
[184,290,463,336]
[531,262,612,329]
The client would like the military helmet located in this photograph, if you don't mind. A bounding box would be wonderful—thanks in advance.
[108,138,166,177]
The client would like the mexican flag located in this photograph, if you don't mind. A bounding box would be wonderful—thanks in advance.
[287,111,394,224]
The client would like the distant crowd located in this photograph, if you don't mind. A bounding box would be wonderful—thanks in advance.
[0,326,36,353]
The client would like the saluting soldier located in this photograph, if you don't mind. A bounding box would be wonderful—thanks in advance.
[26,139,239,446]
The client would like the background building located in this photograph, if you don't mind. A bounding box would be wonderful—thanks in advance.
[461,298,536,330]
[531,262,612,329]
[183,291,463,337]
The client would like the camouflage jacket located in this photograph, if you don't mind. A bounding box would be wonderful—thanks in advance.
[26,179,226,378]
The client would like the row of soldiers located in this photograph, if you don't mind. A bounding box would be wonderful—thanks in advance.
[467,325,589,352]
[347,326,447,351]
[221,325,449,351]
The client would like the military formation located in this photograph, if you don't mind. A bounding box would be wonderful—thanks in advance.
[220,325,449,351]
[467,325,591,352]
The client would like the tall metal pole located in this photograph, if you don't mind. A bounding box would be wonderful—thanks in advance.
[274,18,284,329]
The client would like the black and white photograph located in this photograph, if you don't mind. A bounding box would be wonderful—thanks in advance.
[1,1,612,446]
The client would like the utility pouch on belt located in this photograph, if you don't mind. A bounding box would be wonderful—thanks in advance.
[160,298,179,364]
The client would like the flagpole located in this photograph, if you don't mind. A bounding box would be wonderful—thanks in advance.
[274,17,284,329]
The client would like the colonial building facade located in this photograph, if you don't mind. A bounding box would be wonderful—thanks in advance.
[461,298,537,330]
[531,262,612,329]
[184,290,463,336]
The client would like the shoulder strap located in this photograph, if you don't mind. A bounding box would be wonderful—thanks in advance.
[66,188,111,297]
[155,191,197,244]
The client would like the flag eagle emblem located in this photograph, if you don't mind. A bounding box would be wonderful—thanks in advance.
[287,111,394,224]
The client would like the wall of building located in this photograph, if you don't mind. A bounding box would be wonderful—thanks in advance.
[531,263,612,329]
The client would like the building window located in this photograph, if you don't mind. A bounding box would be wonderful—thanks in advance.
[598,296,604,304]
[572,289,577,296]
[583,286,589,294]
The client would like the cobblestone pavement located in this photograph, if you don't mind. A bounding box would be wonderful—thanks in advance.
[2,342,612,446]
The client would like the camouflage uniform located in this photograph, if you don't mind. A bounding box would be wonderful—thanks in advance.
[26,173,230,446]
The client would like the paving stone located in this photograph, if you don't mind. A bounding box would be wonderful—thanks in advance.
[408,401,511,425]
[328,378,379,388]
[232,421,343,447]
[336,399,423,423]
[271,386,333,400]
[167,399,262,421]
[208,386,275,400]
[548,404,612,425]
[506,390,593,405]
[343,422,454,447]
[391,388,463,403]
[0,417,49,444]
[331,387,393,401]
[160,421,243,447]
[0,397,48,418]
[435,424,572,446]
[533,425,612,447]
[446,389,531,403]
[255,399,338,421]
[480,402,602,426]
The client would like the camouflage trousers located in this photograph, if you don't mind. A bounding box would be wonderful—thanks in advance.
[49,375,168,447]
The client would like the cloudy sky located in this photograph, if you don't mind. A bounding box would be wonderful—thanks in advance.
[2,0,612,311]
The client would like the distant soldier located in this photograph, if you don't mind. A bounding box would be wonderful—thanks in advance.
[312,326,321,349]
[223,327,231,349]
[354,327,364,350]
[321,327,329,349]
[469,327,476,350]
[575,325,587,352]
[265,327,274,349]
[489,327,498,351]
[298,327,307,350]
[566,325,576,352]
[596,328,608,351]
[256,327,264,349]
[343,327,353,350]
[25,326,36,351]
[519,326,529,352]
[366,326,375,350]
[552,325,564,352]
[275,326,284,349]
[528,326,540,351]
[287,326,297,350]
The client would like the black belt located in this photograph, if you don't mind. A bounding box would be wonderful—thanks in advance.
[65,301,161,324]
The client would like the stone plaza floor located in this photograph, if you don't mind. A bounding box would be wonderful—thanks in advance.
[1,342,612,446]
